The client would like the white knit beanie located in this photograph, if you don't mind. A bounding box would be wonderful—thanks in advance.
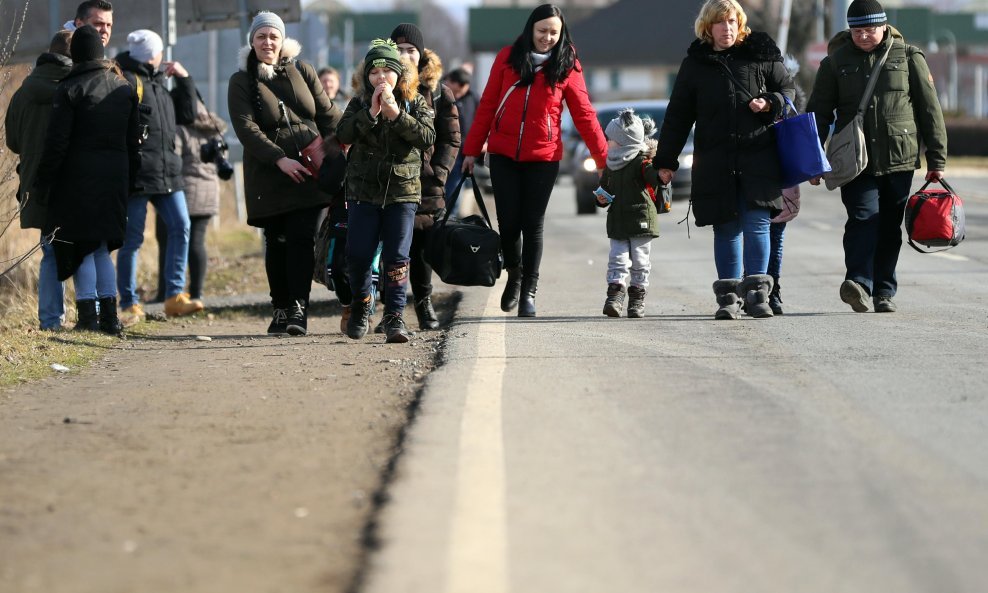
[127,29,164,63]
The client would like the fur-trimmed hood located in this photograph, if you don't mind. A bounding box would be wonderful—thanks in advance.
[237,37,303,80]
[688,31,783,63]
[350,56,421,105]
[418,48,443,93]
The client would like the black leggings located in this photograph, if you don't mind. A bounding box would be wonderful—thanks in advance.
[157,214,210,300]
[487,154,560,278]
[261,207,321,308]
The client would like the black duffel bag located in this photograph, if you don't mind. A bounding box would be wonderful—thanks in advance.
[426,175,503,287]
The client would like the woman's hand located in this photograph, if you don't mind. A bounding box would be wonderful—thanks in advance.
[276,157,311,184]
[749,98,770,113]
[658,168,674,186]
[462,155,476,174]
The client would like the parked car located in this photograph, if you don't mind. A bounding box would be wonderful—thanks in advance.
[571,100,694,215]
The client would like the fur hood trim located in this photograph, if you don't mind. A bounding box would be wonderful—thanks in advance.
[237,37,303,80]
[688,31,783,63]
[351,56,421,105]
[419,48,443,93]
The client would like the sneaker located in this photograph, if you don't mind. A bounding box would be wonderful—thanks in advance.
[267,308,289,334]
[873,295,897,313]
[340,305,351,334]
[164,293,205,317]
[286,300,308,336]
[346,296,372,340]
[383,312,411,344]
[839,279,870,313]
[414,296,440,330]
[119,303,145,328]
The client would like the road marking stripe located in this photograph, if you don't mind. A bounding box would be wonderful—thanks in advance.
[445,288,509,593]
[929,251,969,262]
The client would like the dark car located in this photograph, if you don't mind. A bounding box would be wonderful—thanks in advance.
[572,100,694,215]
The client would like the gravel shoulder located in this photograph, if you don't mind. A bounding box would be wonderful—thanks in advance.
[0,295,456,593]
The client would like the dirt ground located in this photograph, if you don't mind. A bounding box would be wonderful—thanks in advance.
[0,298,453,593]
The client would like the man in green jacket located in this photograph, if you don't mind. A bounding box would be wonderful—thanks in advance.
[807,0,947,314]
[5,31,74,330]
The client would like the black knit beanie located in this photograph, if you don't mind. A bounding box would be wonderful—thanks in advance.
[70,25,103,63]
[390,22,427,69]
[847,0,887,27]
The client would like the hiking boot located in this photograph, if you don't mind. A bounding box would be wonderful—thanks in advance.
[186,292,205,309]
[346,296,372,340]
[267,308,289,334]
[373,317,386,334]
[340,305,351,334]
[839,279,870,313]
[738,275,774,318]
[712,279,742,320]
[602,283,626,317]
[119,303,145,328]
[383,311,411,344]
[501,267,522,312]
[73,299,99,331]
[98,296,123,335]
[769,278,784,315]
[873,295,897,313]
[164,292,204,317]
[286,300,307,336]
[414,296,440,330]
[627,285,646,319]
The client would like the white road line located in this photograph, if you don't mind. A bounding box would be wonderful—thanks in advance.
[808,221,834,231]
[444,287,509,593]
[929,251,970,262]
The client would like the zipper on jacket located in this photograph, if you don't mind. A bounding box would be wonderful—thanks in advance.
[515,84,534,160]
[547,113,552,142]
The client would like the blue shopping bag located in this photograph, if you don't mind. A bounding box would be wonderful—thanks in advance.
[774,96,831,188]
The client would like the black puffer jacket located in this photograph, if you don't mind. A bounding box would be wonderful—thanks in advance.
[413,49,460,230]
[116,51,196,196]
[34,60,140,279]
[655,32,795,227]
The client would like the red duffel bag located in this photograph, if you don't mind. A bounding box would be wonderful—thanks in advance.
[904,178,966,253]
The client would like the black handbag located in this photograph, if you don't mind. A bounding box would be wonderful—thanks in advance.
[426,175,503,287]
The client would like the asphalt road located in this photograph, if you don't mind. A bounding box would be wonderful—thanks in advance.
[361,174,988,593]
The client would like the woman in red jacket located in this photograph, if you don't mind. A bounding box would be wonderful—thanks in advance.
[462,3,607,317]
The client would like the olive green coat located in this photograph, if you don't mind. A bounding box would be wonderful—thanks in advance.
[336,61,436,207]
[228,39,343,226]
[599,153,661,240]
[807,27,947,176]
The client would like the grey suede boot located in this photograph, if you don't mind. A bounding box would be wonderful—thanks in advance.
[602,283,626,317]
[738,274,775,318]
[712,279,743,320]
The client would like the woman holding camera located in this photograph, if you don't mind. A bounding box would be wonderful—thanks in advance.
[229,11,342,335]
[154,98,231,307]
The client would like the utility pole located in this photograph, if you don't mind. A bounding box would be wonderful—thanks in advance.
[778,0,794,55]
[832,0,849,36]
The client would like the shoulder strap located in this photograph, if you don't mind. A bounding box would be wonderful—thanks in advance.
[437,174,495,231]
[856,41,893,115]
[122,71,144,103]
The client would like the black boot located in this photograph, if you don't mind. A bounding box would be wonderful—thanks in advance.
[626,286,647,319]
[267,307,289,334]
[286,300,308,336]
[414,296,439,330]
[769,277,784,315]
[602,283,626,317]
[346,296,372,340]
[383,311,411,343]
[98,297,123,335]
[74,299,99,331]
[518,276,538,318]
[501,267,522,312]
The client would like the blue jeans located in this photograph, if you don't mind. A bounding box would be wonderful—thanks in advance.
[38,235,65,329]
[767,221,786,279]
[117,192,190,308]
[73,243,116,301]
[713,195,771,279]
[840,171,914,297]
[346,201,417,314]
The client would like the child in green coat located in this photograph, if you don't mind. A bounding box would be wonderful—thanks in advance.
[594,109,666,318]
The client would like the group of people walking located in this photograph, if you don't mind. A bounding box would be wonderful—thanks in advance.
[9,0,948,339]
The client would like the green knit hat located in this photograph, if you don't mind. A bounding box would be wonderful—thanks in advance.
[363,39,404,81]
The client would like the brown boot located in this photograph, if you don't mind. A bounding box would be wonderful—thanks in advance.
[164,293,204,317]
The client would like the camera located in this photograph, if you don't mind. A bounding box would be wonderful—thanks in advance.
[200,137,234,181]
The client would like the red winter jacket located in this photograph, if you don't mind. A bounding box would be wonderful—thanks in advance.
[463,46,607,169]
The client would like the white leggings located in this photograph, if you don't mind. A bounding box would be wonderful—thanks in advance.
[606,237,652,288]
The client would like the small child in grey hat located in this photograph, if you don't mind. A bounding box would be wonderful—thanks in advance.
[594,108,667,318]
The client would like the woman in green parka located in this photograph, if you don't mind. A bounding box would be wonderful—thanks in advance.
[228,11,343,337]
[337,39,436,344]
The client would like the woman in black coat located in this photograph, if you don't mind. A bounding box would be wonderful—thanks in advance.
[655,0,794,320]
[35,25,140,334]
